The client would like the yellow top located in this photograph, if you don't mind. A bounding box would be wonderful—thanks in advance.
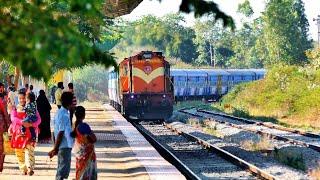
[55,88,63,106]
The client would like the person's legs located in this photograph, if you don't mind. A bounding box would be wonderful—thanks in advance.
[15,148,27,174]
[56,148,71,180]
[0,132,5,172]
[25,144,35,174]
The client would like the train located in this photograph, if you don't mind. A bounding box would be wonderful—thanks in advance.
[108,51,173,120]
[171,69,266,100]
[108,51,266,120]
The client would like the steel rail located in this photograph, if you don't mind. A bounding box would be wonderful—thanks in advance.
[197,109,320,138]
[165,123,277,180]
[131,121,201,180]
[179,109,320,153]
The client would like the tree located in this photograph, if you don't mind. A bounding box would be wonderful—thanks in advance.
[0,1,118,81]
[113,14,197,63]
[1,0,236,82]
[193,18,232,67]
[237,0,254,17]
[72,64,109,102]
[261,0,312,65]
[230,1,264,68]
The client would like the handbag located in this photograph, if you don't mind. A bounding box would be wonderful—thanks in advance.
[3,132,15,155]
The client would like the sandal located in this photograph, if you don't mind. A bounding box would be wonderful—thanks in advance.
[28,168,34,176]
[28,170,34,176]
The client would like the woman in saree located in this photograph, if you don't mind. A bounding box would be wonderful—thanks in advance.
[71,106,97,180]
[9,90,41,175]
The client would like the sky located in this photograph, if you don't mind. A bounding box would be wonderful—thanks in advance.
[122,0,320,41]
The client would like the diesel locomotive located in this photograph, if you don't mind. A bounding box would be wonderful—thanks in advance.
[108,51,173,120]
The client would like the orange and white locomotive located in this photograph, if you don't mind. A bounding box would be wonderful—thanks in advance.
[108,51,173,120]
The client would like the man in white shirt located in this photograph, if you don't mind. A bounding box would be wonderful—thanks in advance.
[48,92,74,180]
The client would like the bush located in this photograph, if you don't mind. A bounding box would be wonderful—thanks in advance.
[273,148,306,171]
[72,64,109,103]
[216,64,320,131]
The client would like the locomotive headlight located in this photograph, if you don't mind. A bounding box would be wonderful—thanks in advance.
[162,94,166,98]
[130,95,134,99]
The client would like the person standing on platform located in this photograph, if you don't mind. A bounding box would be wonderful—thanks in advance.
[9,90,41,176]
[0,83,10,173]
[71,106,97,180]
[48,92,74,180]
[55,82,64,109]
[36,90,52,143]
[68,83,77,126]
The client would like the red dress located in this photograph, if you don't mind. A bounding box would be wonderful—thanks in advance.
[9,108,41,149]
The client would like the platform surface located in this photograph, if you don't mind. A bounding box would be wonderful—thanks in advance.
[1,103,185,179]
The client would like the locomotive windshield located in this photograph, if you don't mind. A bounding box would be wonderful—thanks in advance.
[142,53,152,59]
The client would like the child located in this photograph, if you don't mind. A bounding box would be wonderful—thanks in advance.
[21,92,37,141]
[71,106,97,180]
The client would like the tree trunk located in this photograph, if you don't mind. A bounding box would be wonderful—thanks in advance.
[14,67,20,89]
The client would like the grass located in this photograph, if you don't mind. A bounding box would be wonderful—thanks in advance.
[272,148,306,171]
[174,100,222,112]
[187,118,201,127]
[240,135,273,152]
[213,64,320,133]
[203,126,222,138]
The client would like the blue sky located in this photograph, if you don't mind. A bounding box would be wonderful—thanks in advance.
[122,0,320,41]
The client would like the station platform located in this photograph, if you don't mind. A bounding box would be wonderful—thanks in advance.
[1,103,185,180]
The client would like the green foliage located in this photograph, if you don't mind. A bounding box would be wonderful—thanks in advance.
[113,14,198,63]
[232,107,251,119]
[0,61,15,84]
[193,19,233,67]
[173,100,213,111]
[179,0,235,29]
[0,1,118,82]
[273,148,306,171]
[237,0,254,17]
[230,21,263,68]
[72,64,109,102]
[217,64,320,130]
[261,0,312,65]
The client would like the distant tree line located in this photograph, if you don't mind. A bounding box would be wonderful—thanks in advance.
[113,0,313,68]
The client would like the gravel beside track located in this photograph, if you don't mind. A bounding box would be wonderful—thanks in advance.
[187,109,320,171]
[139,121,256,179]
[168,121,309,180]
[197,110,320,146]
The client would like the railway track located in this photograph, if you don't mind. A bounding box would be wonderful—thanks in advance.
[178,108,320,152]
[131,120,276,180]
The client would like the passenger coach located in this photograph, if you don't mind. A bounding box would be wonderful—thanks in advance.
[170,69,266,100]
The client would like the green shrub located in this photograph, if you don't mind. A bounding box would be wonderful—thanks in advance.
[215,64,320,131]
[273,148,306,171]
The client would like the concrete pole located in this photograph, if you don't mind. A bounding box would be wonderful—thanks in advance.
[314,15,320,47]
